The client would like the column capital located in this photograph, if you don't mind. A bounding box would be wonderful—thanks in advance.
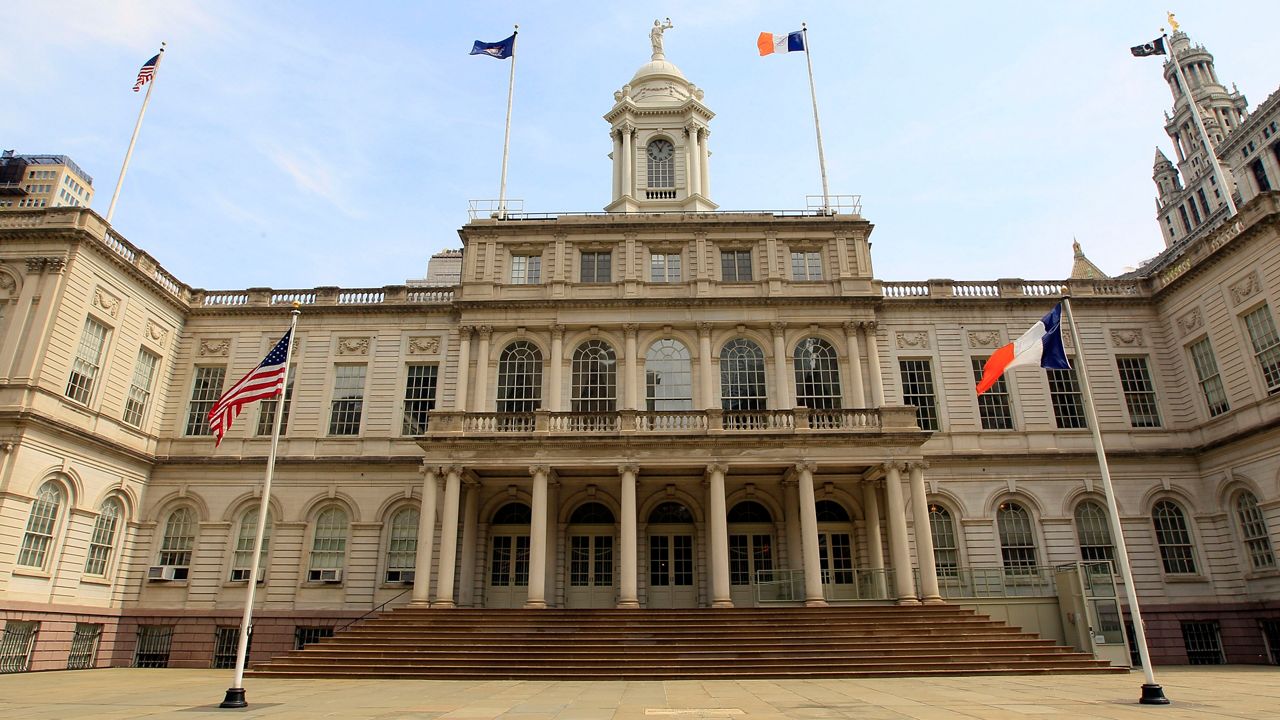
[859,320,879,332]
[623,323,639,338]
[794,460,818,475]
[770,321,787,336]
[550,324,565,340]
[476,325,493,340]
[458,325,476,338]
[705,462,728,477]
[696,321,714,337]
[618,464,640,476]
[26,256,66,274]
[842,320,859,335]
[529,464,551,478]
[418,461,442,477]
[617,121,636,136]
[444,464,466,478]
[880,461,905,475]
[906,460,930,472]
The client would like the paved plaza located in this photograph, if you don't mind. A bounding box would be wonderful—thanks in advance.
[0,667,1277,719]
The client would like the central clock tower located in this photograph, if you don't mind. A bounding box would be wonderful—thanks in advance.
[604,23,717,213]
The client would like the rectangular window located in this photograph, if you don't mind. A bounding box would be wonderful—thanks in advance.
[66,623,102,670]
[1116,357,1162,427]
[1189,337,1229,416]
[650,253,681,282]
[898,359,938,431]
[1047,366,1087,429]
[1178,205,1192,234]
[1197,187,1211,216]
[580,251,612,283]
[1249,160,1271,192]
[1188,199,1202,225]
[328,365,367,435]
[720,250,753,282]
[1181,621,1225,665]
[255,368,295,435]
[0,621,38,673]
[790,251,823,281]
[184,367,226,435]
[133,625,174,668]
[65,317,109,404]
[402,365,438,435]
[510,255,541,284]
[1243,305,1280,394]
[293,626,334,650]
[122,350,160,427]
[971,356,1013,430]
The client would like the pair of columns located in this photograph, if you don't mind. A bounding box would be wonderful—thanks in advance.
[610,124,710,202]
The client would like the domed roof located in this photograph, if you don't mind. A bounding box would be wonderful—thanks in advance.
[631,58,687,83]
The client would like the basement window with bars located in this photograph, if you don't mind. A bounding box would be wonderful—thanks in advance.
[212,627,247,669]
[1181,621,1225,664]
[66,623,102,670]
[898,359,938,430]
[971,356,1013,429]
[1116,356,1162,427]
[133,625,174,668]
[0,621,38,673]
[1047,366,1087,429]
[294,626,334,650]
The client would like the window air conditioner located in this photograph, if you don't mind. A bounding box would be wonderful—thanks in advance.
[231,568,267,583]
[147,565,178,582]
[309,568,343,583]
[399,570,415,585]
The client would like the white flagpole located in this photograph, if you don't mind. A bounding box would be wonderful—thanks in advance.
[1163,29,1238,218]
[800,23,831,214]
[107,43,165,224]
[1061,297,1168,705]
[497,25,518,220]
[221,305,300,709]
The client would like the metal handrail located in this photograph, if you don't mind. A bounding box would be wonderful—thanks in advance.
[334,587,413,633]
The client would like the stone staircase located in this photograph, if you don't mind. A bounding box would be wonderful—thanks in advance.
[247,605,1124,680]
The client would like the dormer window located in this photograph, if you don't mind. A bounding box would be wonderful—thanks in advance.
[647,139,674,188]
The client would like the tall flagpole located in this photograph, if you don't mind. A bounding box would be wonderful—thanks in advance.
[1061,297,1169,705]
[107,43,165,224]
[221,305,301,709]
[1163,22,1238,218]
[800,23,831,214]
[497,25,518,219]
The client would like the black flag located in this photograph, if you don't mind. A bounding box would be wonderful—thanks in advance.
[1130,37,1166,57]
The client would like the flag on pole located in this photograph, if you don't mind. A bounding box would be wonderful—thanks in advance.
[976,304,1071,395]
[757,31,805,56]
[471,34,516,59]
[133,54,160,91]
[1130,38,1166,57]
[208,329,293,445]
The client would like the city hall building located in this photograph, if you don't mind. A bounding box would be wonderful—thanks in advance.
[1,30,1279,673]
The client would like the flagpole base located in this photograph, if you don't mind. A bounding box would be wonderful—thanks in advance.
[220,687,248,708]
[1139,684,1170,705]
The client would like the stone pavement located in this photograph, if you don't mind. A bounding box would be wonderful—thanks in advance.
[0,667,1277,719]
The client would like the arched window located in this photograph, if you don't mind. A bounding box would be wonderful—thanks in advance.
[571,340,617,413]
[18,481,64,568]
[997,502,1037,575]
[814,500,850,522]
[385,507,419,582]
[648,502,693,524]
[309,507,349,578]
[646,138,674,189]
[492,502,533,525]
[727,501,773,523]
[645,339,693,411]
[158,507,196,579]
[569,502,615,524]
[928,504,958,578]
[794,338,842,410]
[1074,501,1115,567]
[497,341,542,414]
[720,339,766,412]
[1234,491,1275,571]
[1152,500,1197,574]
[85,498,122,576]
[231,508,272,581]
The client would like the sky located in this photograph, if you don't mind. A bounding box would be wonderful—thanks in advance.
[4,1,1279,291]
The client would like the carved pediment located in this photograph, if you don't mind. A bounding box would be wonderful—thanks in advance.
[93,287,121,318]
[1229,271,1261,306]
[408,336,440,355]
[1109,329,1145,347]
[338,337,370,356]
[199,338,230,357]
[967,330,1002,349]
[896,331,930,350]
[1177,308,1203,337]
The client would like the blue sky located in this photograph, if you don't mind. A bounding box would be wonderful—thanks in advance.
[5,2,1278,290]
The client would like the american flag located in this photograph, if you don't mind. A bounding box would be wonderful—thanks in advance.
[133,53,160,92]
[208,328,293,446]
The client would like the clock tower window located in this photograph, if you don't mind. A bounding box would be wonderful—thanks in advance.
[646,139,675,189]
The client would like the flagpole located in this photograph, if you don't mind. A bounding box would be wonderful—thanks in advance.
[497,25,518,220]
[221,305,300,709]
[1061,297,1169,705]
[800,23,831,214]
[107,43,165,224]
[1162,28,1238,218]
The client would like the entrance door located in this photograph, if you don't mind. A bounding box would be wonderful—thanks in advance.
[566,533,615,607]
[817,530,856,600]
[486,532,530,608]
[729,533,774,607]
[647,533,696,607]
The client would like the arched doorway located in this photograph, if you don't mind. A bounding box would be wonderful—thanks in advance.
[486,502,531,608]
[565,501,616,608]
[646,501,697,608]
[815,500,856,600]
[727,500,774,607]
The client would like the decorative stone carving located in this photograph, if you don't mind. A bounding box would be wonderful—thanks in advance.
[145,320,169,347]
[408,336,440,355]
[1177,308,1203,336]
[337,337,370,356]
[967,331,1001,349]
[896,331,930,350]
[0,270,16,292]
[1229,271,1261,306]
[199,338,230,357]
[1110,329,1146,347]
[93,287,121,318]
[25,256,66,273]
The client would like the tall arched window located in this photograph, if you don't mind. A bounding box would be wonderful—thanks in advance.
[997,502,1037,575]
[18,481,64,568]
[1074,501,1115,567]
[85,498,122,576]
[385,507,419,583]
[571,340,617,413]
[794,338,842,410]
[646,138,674,189]
[1234,491,1275,571]
[158,507,196,579]
[1152,500,1197,575]
[928,504,958,578]
[645,339,693,411]
[497,341,543,413]
[231,508,272,581]
[309,507,349,580]
[720,339,767,412]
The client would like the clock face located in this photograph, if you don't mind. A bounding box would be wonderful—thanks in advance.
[647,140,674,161]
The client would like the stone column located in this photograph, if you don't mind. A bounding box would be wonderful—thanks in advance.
[458,480,480,606]
[685,124,702,197]
[620,124,634,198]
[862,322,885,407]
[454,327,473,412]
[624,324,639,410]
[544,477,560,605]
[612,129,623,201]
[433,465,464,607]
[697,322,715,409]
[525,465,550,609]
[548,324,564,412]
[795,462,828,606]
[883,463,919,605]
[618,464,640,608]
[842,321,867,408]
[411,464,439,605]
[862,480,886,597]
[8,257,65,381]
[909,462,943,604]
[771,322,790,410]
[470,326,492,412]
[706,463,733,608]
[698,129,711,199]
[781,478,803,571]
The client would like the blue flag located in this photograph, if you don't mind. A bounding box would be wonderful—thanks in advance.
[471,34,516,60]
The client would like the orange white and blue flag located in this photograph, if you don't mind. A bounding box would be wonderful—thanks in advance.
[757,31,805,56]
[976,304,1071,395]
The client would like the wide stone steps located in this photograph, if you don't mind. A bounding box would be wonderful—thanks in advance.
[248,606,1123,680]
